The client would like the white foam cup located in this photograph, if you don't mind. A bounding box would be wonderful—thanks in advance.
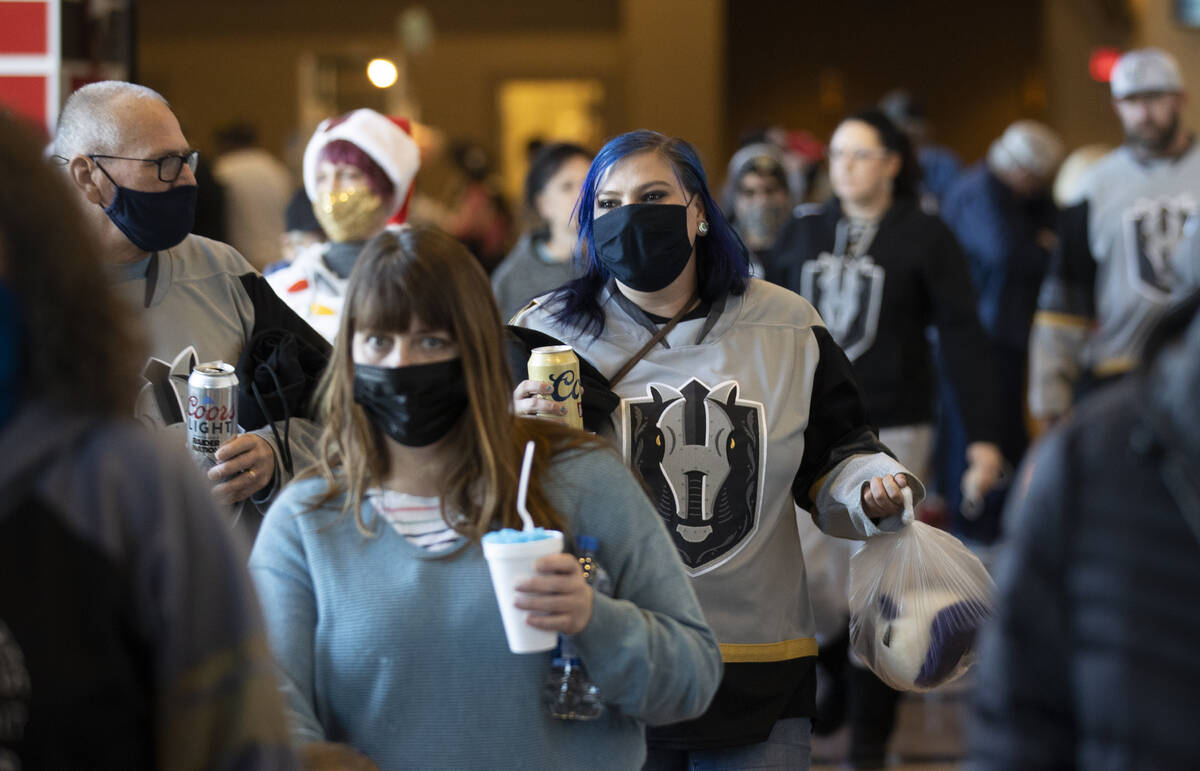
[481,529,564,653]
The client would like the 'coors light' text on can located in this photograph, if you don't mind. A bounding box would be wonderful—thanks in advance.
[187,362,239,461]
[528,345,583,430]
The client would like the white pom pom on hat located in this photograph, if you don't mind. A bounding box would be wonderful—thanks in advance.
[302,108,421,220]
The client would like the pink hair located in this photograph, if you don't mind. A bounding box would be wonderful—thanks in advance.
[317,139,396,201]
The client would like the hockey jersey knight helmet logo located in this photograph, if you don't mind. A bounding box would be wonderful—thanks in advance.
[133,346,198,429]
[799,253,885,361]
[1124,195,1197,299]
[623,378,765,575]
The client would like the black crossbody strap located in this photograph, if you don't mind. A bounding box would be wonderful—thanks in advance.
[609,293,698,389]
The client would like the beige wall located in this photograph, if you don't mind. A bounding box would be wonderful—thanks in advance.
[405,31,622,204]
[407,32,623,150]
[140,34,320,168]
[1131,0,1200,132]
[621,0,726,172]
[138,0,727,205]
[1042,0,1200,152]
[1042,0,1131,150]
[139,30,623,173]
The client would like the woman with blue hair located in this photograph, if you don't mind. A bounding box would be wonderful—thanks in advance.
[511,129,923,769]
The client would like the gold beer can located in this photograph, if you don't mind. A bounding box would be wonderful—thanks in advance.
[527,345,583,429]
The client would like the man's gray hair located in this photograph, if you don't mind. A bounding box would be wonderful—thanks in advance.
[53,81,169,159]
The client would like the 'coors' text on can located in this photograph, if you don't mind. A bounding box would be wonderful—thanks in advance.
[187,362,239,462]
[528,345,583,430]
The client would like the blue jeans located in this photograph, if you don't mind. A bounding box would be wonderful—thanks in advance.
[643,718,813,770]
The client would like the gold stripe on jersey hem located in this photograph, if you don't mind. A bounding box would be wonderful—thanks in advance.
[1033,310,1092,329]
[719,637,819,662]
[1093,356,1137,377]
[807,472,830,505]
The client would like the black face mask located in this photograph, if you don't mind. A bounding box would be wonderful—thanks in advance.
[593,203,694,292]
[95,163,197,253]
[353,359,469,447]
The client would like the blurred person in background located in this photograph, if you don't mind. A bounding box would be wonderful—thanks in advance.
[970,289,1200,769]
[722,142,796,275]
[771,108,1003,769]
[52,81,329,539]
[1052,143,1112,209]
[772,109,1004,515]
[729,126,826,206]
[491,141,591,321]
[0,110,293,770]
[444,140,515,271]
[511,128,922,770]
[266,108,421,342]
[189,139,228,244]
[778,128,829,204]
[275,187,327,270]
[936,120,1063,542]
[250,225,721,770]
[1030,47,1200,430]
[213,121,293,271]
[879,89,961,213]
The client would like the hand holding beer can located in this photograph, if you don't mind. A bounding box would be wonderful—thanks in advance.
[527,345,583,430]
[187,362,239,467]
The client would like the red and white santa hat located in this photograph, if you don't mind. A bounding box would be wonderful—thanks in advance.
[302,108,421,222]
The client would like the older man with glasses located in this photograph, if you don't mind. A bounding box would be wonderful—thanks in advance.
[52,81,329,542]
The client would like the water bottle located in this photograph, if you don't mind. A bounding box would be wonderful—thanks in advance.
[544,535,611,720]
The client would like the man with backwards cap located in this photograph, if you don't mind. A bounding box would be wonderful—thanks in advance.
[937,121,1063,538]
[1029,48,1200,429]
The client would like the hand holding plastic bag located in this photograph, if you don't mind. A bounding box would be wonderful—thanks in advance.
[849,488,994,691]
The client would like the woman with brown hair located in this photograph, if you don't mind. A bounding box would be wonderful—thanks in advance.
[0,113,291,767]
[491,141,592,320]
[249,224,721,770]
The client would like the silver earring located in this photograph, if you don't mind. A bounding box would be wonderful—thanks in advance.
[698,221,709,235]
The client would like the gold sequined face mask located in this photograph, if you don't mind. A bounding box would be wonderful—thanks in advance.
[312,187,386,243]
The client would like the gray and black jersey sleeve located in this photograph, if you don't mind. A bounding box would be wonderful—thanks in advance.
[794,325,924,540]
[1028,202,1095,418]
[793,325,891,509]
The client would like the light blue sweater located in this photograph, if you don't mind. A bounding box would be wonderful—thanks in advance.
[249,446,722,770]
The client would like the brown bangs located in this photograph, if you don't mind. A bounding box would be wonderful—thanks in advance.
[345,229,459,339]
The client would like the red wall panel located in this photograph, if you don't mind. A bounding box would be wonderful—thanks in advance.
[0,2,48,55]
[0,75,45,124]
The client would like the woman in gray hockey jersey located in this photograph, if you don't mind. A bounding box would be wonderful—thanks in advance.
[511,129,922,769]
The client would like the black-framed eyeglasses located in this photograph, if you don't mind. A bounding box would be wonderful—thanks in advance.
[87,150,200,182]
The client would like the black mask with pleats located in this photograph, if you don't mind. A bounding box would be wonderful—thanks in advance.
[353,358,469,447]
[592,203,694,292]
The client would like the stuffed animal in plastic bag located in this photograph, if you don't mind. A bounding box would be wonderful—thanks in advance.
[849,488,995,692]
[858,588,990,690]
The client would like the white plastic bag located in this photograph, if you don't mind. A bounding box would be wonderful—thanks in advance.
[848,488,994,692]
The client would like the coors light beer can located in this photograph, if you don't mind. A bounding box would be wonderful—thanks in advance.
[528,345,583,430]
[186,362,239,462]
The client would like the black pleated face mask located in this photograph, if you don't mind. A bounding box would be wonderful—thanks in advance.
[94,161,197,253]
[353,358,469,447]
[592,203,694,292]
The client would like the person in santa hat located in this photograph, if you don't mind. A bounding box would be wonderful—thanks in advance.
[268,109,420,342]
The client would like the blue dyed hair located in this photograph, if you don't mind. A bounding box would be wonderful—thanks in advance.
[548,130,750,338]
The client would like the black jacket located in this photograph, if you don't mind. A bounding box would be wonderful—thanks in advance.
[970,291,1200,769]
[770,198,998,442]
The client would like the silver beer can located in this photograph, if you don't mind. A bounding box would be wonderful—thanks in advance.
[186,362,239,462]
